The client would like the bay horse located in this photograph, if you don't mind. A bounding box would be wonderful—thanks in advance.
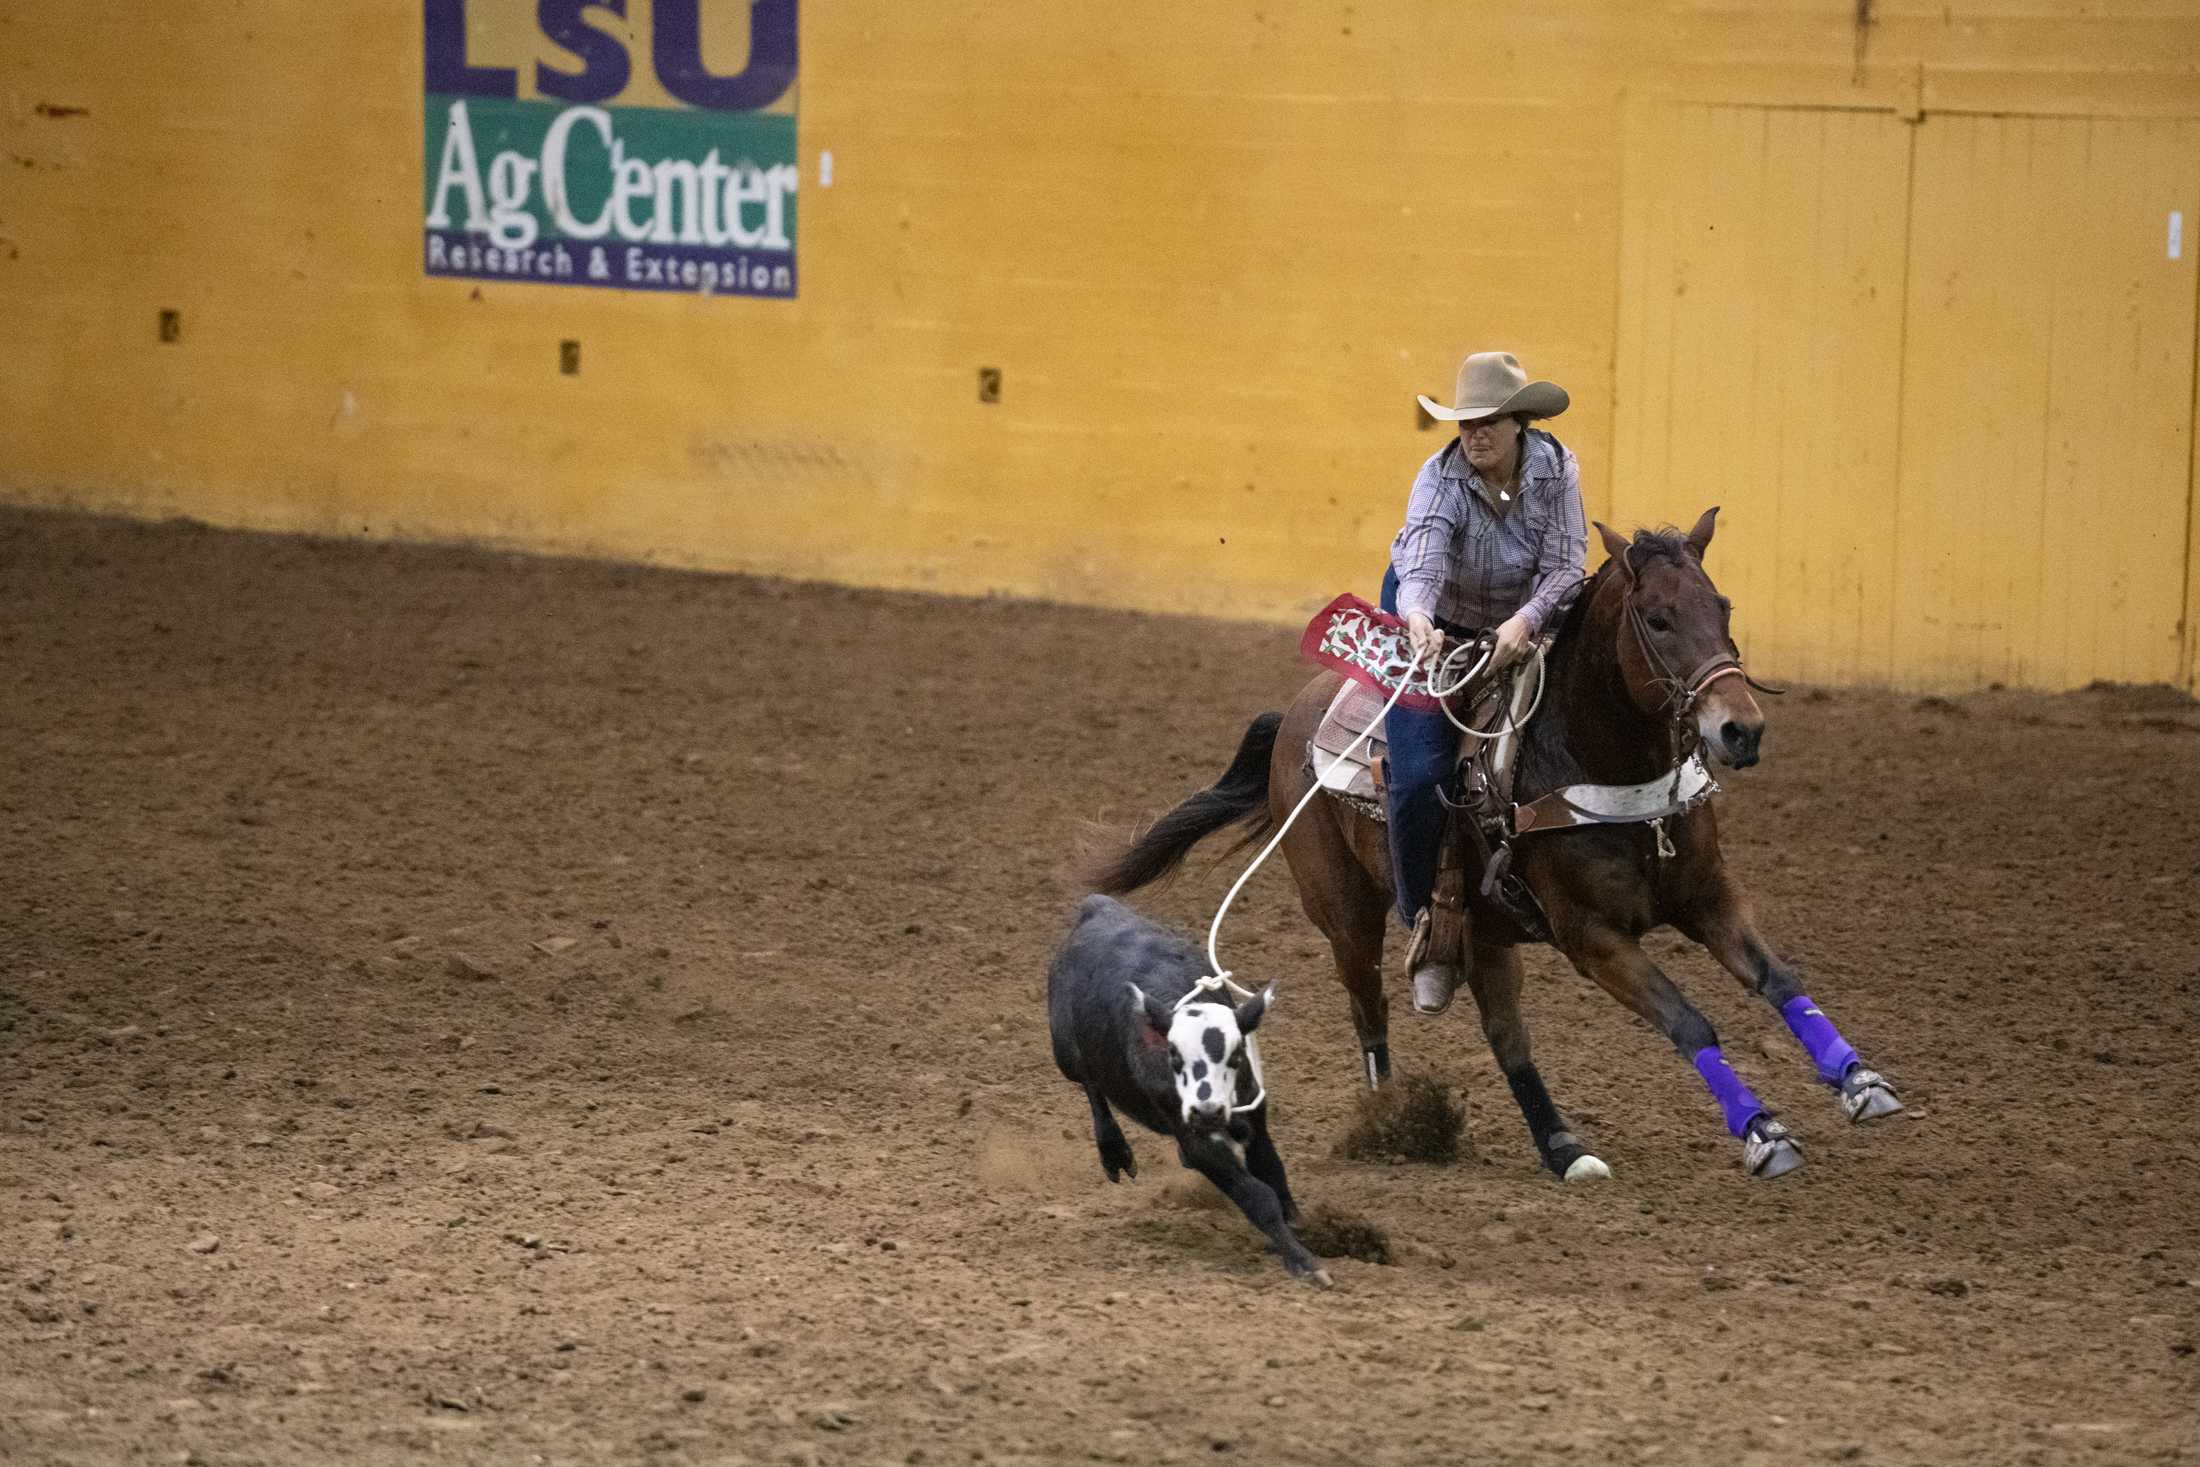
[1093,509,1901,1181]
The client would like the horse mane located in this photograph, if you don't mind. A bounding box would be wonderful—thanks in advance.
[1622,526,1695,571]
[1514,569,1603,793]
[1554,526,1693,634]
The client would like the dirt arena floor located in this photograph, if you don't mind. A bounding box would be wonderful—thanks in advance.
[3,506,2197,1467]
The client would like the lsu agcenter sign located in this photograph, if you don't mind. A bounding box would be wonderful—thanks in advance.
[423,0,798,298]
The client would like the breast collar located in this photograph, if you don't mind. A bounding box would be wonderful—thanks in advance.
[1511,751,1718,836]
[1508,554,1780,843]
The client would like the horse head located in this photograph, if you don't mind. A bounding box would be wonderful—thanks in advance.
[1592,508,1766,769]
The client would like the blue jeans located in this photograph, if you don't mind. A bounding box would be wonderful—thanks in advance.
[1379,567,1470,930]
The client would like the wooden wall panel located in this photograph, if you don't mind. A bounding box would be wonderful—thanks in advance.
[1615,103,1911,685]
[1896,115,2198,689]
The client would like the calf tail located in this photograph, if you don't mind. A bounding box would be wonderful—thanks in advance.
[1091,712,1282,895]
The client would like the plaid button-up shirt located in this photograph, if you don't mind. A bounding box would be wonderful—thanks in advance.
[1388,429,1588,636]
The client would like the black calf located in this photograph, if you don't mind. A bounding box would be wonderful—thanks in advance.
[1046,895,1328,1286]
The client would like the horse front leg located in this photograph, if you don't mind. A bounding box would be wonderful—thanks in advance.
[1564,921,1804,1178]
[1682,890,1904,1124]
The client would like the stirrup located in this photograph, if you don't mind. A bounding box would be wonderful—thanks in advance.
[1403,907,1434,974]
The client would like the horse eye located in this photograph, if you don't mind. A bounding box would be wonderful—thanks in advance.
[1646,613,1673,634]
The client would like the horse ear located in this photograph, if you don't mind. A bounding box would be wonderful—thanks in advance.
[1128,982,1172,1035]
[1235,984,1274,1035]
[1685,506,1719,560]
[1593,521,1633,574]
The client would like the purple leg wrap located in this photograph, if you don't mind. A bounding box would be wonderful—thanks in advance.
[1780,995,1860,1086]
[1691,1046,1767,1138]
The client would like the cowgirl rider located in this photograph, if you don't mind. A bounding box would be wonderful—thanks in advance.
[1381,351,1587,1016]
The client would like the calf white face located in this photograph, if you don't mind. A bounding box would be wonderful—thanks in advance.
[1130,984,1272,1130]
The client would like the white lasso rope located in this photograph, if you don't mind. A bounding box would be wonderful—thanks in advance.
[1201,644,1426,984]
[1435,637,1548,740]
[1174,650,1421,1115]
[1198,635,1547,979]
[1187,633,1548,1112]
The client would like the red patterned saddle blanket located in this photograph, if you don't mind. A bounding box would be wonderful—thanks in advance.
[1297,593,1509,812]
[1297,594,1445,711]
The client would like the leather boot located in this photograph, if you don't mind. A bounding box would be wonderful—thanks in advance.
[1403,908,1461,1016]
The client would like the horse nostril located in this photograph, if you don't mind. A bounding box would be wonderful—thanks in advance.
[1719,721,1763,762]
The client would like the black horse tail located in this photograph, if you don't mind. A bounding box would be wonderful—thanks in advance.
[1091,712,1283,895]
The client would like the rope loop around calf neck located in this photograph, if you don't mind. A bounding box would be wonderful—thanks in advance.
[1169,971,1270,1116]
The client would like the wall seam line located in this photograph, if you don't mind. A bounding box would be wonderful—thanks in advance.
[1887,114,1920,689]
[2180,147,2200,693]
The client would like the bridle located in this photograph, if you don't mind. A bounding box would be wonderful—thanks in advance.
[1617,552,1783,727]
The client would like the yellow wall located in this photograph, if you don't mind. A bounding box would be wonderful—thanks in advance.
[1615,104,2200,690]
[4,2,2198,688]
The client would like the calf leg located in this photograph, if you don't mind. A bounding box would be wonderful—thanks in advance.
[1240,1116,1301,1224]
[1178,1132,1330,1286]
[1682,891,1903,1124]
[1461,939,1610,1182]
[1084,1085,1137,1183]
[1565,922,1802,1179]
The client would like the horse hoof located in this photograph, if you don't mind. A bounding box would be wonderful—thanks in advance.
[1841,1069,1903,1123]
[1307,1266,1334,1290]
[1742,1118,1804,1179]
[1562,1154,1612,1183]
[1753,1141,1805,1179]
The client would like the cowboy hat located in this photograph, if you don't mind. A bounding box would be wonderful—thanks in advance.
[1416,351,1569,422]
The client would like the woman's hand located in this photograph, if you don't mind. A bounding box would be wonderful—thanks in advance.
[1491,614,1534,669]
[1404,610,1444,665]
